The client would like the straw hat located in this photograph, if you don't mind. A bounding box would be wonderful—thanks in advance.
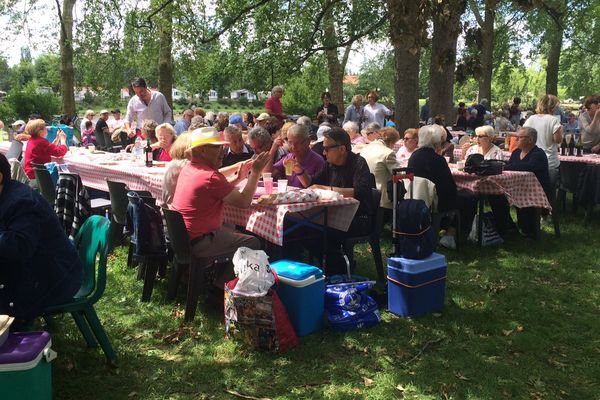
[189,127,227,149]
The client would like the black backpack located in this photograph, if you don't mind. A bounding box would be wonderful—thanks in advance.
[464,153,504,176]
[393,197,435,259]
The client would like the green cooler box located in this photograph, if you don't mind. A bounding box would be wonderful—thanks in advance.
[0,331,56,400]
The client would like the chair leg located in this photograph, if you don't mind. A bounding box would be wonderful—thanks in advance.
[141,258,159,302]
[71,311,98,348]
[185,260,205,322]
[167,262,186,301]
[82,307,117,365]
[368,237,385,283]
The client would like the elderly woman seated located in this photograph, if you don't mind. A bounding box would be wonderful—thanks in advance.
[461,125,504,160]
[408,124,476,249]
[343,121,368,149]
[396,128,419,166]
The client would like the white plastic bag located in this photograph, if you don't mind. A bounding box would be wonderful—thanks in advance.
[231,247,275,297]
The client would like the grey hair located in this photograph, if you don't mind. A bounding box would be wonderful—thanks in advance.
[287,123,309,140]
[296,116,312,128]
[189,116,205,130]
[481,98,488,106]
[418,124,444,149]
[156,122,176,137]
[217,111,229,119]
[223,125,242,138]
[520,126,537,143]
[342,121,359,134]
[361,122,380,136]
[248,126,272,148]
[272,85,284,94]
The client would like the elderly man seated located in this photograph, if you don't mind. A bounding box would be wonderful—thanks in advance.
[171,127,269,288]
[222,125,254,167]
[489,126,551,237]
[408,124,476,249]
[248,126,287,170]
[294,127,375,275]
[272,124,324,187]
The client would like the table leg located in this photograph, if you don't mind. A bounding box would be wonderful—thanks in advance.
[477,196,484,247]
[322,208,328,272]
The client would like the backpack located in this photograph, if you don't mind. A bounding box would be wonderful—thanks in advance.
[393,198,435,260]
[464,153,504,176]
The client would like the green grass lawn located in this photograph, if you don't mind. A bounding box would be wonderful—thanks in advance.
[46,207,600,399]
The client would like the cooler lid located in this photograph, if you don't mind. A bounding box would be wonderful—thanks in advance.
[0,331,51,366]
[271,259,323,281]
[388,252,447,271]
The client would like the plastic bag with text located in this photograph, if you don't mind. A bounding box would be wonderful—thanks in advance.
[232,247,275,297]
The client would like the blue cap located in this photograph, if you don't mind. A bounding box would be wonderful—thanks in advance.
[229,114,247,128]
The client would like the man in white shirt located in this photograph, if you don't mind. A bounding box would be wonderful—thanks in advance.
[108,108,126,143]
[123,77,172,143]
[363,91,393,127]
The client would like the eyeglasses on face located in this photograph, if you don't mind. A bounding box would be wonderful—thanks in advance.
[323,144,342,152]
[476,135,489,138]
[405,136,417,140]
[516,135,529,140]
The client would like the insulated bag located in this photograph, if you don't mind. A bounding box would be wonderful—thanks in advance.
[391,168,435,260]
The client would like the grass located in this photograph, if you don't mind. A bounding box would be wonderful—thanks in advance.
[45,205,600,400]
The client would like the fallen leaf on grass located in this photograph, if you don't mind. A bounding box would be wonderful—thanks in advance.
[396,384,405,392]
[128,392,137,397]
[363,377,374,387]
[502,329,514,336]
[224,389,271,400]
[454,372,470,381]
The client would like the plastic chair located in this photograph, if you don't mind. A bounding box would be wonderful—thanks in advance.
[342,189,385,283]
[44,215,117,365]
[32,165,56,207]
[162,206,229,321]
[6,140,23,161]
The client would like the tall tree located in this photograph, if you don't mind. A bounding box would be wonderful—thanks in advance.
[388,0,429,133]
[428,0,467,121]
[467,0,498,103]
[57,0,76,115]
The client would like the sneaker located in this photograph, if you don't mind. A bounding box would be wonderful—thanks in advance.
[439,235,456,250]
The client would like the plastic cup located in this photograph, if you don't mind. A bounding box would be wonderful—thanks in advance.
[262,172,272,180]
[264,177,273,194]
[277,179,288,193]
[88,145,95,152]
[457,160,465,170]
[284,159,295,176]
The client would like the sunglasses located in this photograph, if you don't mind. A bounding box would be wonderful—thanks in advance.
[476,135,489,138]
[323,144,342,152]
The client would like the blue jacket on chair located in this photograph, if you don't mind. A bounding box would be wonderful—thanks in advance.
[126,192,167,256]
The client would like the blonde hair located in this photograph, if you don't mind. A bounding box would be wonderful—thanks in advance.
[170,132,192,160]
[156,123,176,137]
[142,120,158,141]
[352,94,363,105]
[84,109,95,118]
[280,121,296,141]
[403,128,418,139]
[535,94,559,115]
[25,119,46,137]
[379,127,400,146]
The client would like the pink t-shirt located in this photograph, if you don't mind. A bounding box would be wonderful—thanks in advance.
[158,148,172,162]
[171,160,235,240]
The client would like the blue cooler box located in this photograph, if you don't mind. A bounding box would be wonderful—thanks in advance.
[0,331,56,400]
[271,260,325,336]
[387,252,447,317]
[46,125,74,146]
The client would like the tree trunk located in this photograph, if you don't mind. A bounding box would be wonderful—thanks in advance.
[58,0,76,116]
[545,25,563,95]
[429,0,466,123]
[323,8,347,117]
[388,0,428,134]
[157,1,173,114]
[478,0,495,105]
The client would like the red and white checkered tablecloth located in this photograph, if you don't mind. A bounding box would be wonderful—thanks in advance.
[64,153,360,246]
[223,197,359,246]
[64,154,166,198]
[559,154,600,165]
[452,170,551,210]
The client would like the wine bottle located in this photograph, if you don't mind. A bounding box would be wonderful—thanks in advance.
[576,134,583,157]
[568,134,575,156]
[145,139,153,167]
[560,135,567,156]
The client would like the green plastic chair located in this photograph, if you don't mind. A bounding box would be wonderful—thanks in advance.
[44,215,117,365]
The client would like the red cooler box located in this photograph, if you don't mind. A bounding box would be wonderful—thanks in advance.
[0,331,56,400]
[387,252,447,317]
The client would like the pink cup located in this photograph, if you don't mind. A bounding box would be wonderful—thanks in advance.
[263,178,273,194]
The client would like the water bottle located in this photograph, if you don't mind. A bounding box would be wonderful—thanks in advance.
[133,136,143,158]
